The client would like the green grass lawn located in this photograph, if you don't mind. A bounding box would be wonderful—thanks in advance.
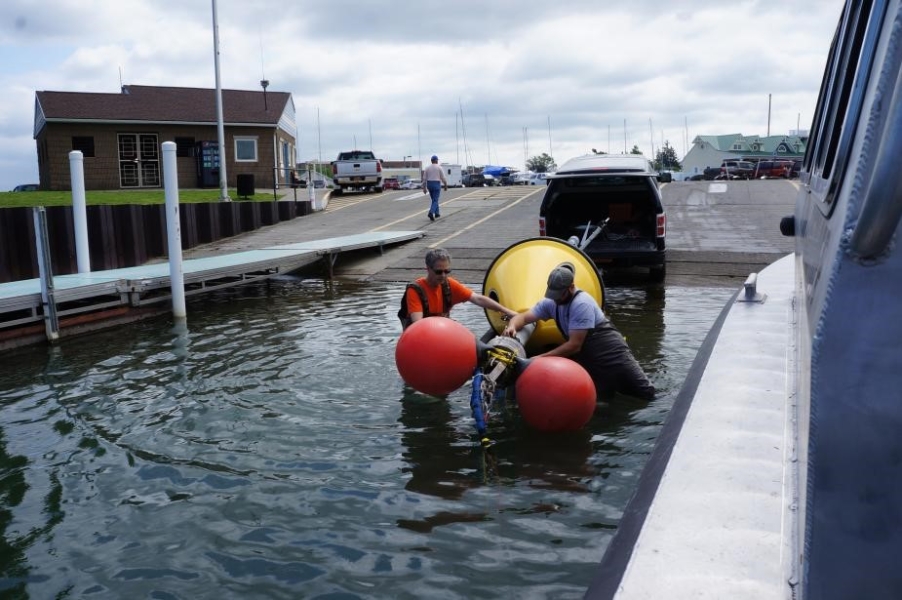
[0,189,291,208]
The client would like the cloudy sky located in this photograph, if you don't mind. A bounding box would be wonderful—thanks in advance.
[1,0,842,191]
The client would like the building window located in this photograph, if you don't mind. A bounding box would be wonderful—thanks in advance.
[235,137,258,162]
[175,137,195,157]
[72,136,95,157]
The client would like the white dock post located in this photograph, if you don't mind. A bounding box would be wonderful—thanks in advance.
[162,141,187,319]
[69,150,91,273]
[33,207,60,341]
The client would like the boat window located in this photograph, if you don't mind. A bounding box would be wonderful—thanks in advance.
[805,0,883,216]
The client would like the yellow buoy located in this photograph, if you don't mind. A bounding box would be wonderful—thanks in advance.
[481,237,605,354]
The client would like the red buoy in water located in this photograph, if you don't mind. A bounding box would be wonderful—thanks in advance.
[395,317,476,396]
[515,357,596,432]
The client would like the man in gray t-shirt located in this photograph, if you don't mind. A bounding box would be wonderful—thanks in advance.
[502,263,655,401]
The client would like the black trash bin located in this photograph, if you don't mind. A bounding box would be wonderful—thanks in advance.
[236,174,255,198]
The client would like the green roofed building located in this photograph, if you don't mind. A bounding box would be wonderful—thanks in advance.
[681,133,808,177]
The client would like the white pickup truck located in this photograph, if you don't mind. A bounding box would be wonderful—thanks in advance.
[330,150,383,195]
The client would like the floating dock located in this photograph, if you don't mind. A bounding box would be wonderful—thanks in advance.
[0,231,423,350]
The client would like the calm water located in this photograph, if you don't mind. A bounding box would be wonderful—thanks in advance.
[0,278,734,599]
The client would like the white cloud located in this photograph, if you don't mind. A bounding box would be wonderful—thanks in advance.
[0,0,842,190]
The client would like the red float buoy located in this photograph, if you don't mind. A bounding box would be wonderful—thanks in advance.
[395,317,477,396]
[515,356,596,432]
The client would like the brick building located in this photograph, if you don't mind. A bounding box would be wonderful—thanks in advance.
[33,85,297,191]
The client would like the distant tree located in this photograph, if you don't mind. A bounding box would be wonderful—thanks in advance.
[654,141,682,171]
[526,153,557,173]
[591,148,606,155]
[630,145,642,155]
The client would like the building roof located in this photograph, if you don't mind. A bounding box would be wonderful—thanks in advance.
[693,134,748,152]
[35,85,290,131]
[692,133,807,157]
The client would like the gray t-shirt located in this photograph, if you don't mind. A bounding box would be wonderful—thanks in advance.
[531,289,607,338]
[424,164,446,183]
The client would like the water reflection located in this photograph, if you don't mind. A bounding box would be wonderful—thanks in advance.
[0,427,30,595]
[0,278,735,598]
[398,390,478,501]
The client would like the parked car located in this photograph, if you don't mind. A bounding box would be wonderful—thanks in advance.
[528,172,550,185]
[753,160,793,179]
[539,154,666,282]
[400,179,422,190]
[789,159,803,178]
[719,160,755,180]
[703,166,722,180]
[464,173,487,187]
[383,177,400,190]
[687,173,706,181]
[11,183,39,192]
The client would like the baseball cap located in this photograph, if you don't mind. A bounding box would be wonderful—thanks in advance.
[431,155,439,162]
[544,263,575,300]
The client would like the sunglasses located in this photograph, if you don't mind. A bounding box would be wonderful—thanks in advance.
[432,269,452,275]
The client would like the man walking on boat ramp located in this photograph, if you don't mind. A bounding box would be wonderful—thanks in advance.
[422,155,448,221]
[502,263,656,401]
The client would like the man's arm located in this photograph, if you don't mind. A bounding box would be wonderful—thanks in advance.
[468,293,518,319]
[539,329,587,357]
[406,288,425,323]
[502,310,539,337]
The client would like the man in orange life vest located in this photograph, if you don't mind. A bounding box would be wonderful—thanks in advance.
[400,248,518,329]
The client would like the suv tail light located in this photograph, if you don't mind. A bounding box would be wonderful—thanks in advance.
[539,217,546,236]
[656,213,666,238]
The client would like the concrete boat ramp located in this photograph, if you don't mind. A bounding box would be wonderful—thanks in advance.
[0,230,423,350]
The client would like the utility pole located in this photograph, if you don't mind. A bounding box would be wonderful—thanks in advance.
[767,93,772,137]
[649,118,655,164]
[211,0,230,201]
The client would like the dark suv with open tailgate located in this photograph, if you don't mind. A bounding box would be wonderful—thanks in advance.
[539,154,667,281]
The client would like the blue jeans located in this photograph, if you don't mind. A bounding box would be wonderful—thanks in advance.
[426,181,442,216]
